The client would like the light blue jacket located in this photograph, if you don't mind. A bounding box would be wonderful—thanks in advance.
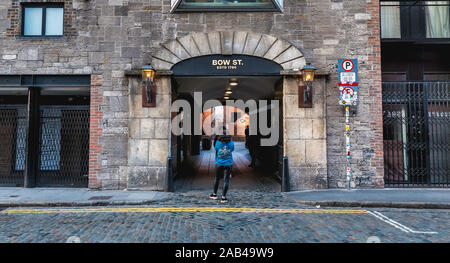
[215,141,234,166]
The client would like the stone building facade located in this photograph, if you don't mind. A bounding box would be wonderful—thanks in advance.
[0,0,384,190]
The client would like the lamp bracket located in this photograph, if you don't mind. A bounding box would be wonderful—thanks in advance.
[298,83,313,108]
[142,82,156,107]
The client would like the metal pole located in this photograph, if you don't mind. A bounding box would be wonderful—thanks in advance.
[24,87,40,188]
[345,106,351,189]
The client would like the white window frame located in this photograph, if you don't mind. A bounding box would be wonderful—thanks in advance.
[170,0,283,13]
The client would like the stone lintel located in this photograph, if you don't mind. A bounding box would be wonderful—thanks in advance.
[124,69,173,77]
[280,70,330,76]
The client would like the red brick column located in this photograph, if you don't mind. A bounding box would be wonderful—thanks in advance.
[88,75,103,189]
[367,0,385,188]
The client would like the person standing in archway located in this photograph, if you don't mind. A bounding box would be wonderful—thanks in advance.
[209,129,234,203]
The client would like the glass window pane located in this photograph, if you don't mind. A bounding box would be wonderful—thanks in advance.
[273,0,283,8]
[14,106,27,171]
[23,8,43,36]
[381,2,401,38]
[45,8,64,36]
[40,107,61,171]
[425,1,450,38]
[178,0,276,9]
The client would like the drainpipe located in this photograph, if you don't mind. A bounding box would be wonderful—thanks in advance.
[165,76,173,192]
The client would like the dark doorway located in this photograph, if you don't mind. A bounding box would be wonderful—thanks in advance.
[170,76,283,193]
[0,95,27,186]
[381,40,450,187]
[382,82,450,187]
[0,88,90,187]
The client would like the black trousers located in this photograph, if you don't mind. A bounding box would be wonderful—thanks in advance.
[213,165,232,197]
[249,145,258,165]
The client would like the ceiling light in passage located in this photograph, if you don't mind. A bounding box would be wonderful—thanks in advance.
[229,78,238,86]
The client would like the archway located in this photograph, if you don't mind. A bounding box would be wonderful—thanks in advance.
[134,31,327,193]
[170,76,283,193]
[162,40,292,192]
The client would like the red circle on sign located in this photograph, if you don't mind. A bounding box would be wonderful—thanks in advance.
[342,87,354,97]
[342,60,354,71]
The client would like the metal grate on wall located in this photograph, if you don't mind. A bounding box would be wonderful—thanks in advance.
[0,102,90,187]
[0,105,27,186]
[382,82,450,187]
[37,105,89,187]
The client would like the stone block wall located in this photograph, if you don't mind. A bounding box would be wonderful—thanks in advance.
[0,0,383,189]
[126,76,171,190]
[323,0,384,188]
[284,76,328,190]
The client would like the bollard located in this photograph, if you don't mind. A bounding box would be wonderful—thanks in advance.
[281,156,290,192]
[165,157,174,192]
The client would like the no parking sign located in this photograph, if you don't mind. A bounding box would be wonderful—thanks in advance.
[338,59,358,106]
[337,59,358,189]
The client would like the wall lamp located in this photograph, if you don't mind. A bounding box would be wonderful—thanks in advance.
[298,63,316,108]
[141,64,156,107]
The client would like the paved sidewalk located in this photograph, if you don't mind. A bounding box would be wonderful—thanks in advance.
[286,189,450,209]
[0,187,168,207]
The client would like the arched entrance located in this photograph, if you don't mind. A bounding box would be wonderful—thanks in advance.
[151,31,306,193]
[171,76,284,192]
[126,31,327,192]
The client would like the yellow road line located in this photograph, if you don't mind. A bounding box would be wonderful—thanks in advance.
[2,207,367,214]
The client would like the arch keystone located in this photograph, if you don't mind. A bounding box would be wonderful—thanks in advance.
[233,31,248,54]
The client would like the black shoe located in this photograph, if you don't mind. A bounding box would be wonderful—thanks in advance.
[209,193,217,200]
[220,196,228,203]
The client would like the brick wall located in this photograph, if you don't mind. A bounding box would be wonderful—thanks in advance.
[88,75,103,189]
[367,0,384,187]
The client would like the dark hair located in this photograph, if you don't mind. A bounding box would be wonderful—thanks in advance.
[219,126,231,143]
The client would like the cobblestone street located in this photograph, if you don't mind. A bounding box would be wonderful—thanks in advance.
[0,190,448,243]
[174,142,281,193]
